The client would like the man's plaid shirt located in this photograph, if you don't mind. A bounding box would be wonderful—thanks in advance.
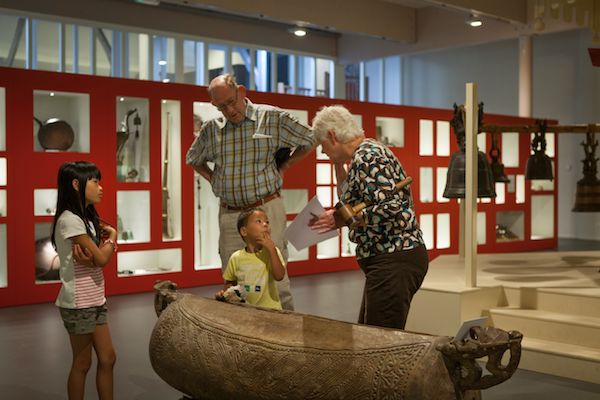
[186,99,315,207]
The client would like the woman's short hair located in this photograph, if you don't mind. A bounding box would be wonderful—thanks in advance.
[312,105,364,143]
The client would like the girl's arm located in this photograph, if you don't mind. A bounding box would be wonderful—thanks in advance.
[71,225,117,268]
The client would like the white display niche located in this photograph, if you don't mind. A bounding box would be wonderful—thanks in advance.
[0,224,6,288]
[0,157,5,186]
[117,248,182,276]
[376,116,404,148]
[0,87,5,151]
[116,96,150,182]
[282,189,308,215]
[281,108,309,125]
[117,190,150,243]
[194,171,221,271]
[161,100,182,242]
[34,222,60,283]
[531,195,554,240]
[496,211,524,242]
[317,233,339,259]
[33,90,90,153]
[0,190,5,217]
[34,189,57,216]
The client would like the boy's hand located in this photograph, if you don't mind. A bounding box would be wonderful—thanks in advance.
[256,232,276,252]
[215,290,226,301]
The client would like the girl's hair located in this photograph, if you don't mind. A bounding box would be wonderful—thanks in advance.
[51,161,102,248]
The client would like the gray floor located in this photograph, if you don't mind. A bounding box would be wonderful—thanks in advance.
[1,239,599,399]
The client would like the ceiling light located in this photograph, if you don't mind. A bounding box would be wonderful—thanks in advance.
[158,60,167,66]
[466,14,483,28]
[290,27,307,37]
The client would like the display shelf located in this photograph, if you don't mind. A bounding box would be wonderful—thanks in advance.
[436,167,449,203]
[502,133,519,168]
[0,190,5,217]
[0,157,6,186]
[0,224,6,288]
[117,248,182,276]
[419,119,434,156]
[282,189,308,215]
[116,190,150,243]
[341,226,357,257]
[33,90,90,153]
[531,195,554,240]
[34,189,57,216]
[161,100,182,241]
[436,120,450,156]
[194,174,220,271]
[376,116,404,148]
[0,87,5,151]
[317,233,339,259]
[496,211,524,242]
[419,167,433,203]
[34,222,60,283]
[116,97,149,182]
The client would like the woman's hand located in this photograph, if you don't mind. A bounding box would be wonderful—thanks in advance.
[308,209,337,233]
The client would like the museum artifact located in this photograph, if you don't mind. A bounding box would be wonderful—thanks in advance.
[444,104,496,199]
[573,129,600,212]
[162,111,173,238]
[334,176,413,229]
[35,116,75,151]
[525,120,553,181]
[150,281,522,400]
[489,132,510,183]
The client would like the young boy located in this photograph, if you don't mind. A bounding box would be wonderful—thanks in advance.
[216,208,286,310]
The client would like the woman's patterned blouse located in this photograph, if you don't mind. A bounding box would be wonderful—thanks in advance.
[341,139,424,260]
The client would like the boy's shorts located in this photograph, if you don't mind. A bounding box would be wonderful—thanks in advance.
[59,304,107,335]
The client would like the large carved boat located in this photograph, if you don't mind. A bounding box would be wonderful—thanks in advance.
[150,281,522,400]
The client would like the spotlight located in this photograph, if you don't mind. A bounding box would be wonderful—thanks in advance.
[290,27,307,37]
[466,14,483,28]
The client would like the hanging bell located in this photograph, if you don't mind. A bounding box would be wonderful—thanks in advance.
[489,133,510,183]
[573,131,600,212]
[525,122,553,180]
[443,150,497,198]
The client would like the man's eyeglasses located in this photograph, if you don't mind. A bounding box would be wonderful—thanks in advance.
[214,90,238,112]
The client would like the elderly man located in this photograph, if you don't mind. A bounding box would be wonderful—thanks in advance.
[309,105,428,329]
[186,74,316,310]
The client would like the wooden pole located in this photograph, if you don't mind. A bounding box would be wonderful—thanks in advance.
[465,83,478,288]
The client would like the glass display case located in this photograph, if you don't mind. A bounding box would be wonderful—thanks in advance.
[0,87,5,151]
[161,100,182,241]
[317,234,339,259]
[35,222,60,283]
[376,116,404,147]
[116,96,149,182]
[0,224,6,288]
[496,211,524,242]
[531,195,554,240]
[436,120,450,156]
[34,189,57,216]
[33,90,90,152]
[419,119,433,156]
[117,190,150,243]
[0,190,5,217]
[117,248,182,276]
[419,167,433,203]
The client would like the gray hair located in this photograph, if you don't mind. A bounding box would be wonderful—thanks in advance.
[208,73,238,97]
[312,105,364,143]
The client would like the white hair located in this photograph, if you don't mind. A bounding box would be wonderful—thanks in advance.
[312,105,364,143]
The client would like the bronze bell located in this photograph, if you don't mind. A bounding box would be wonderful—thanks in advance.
[525,122,553,181]
[489,133,510,183]
[443,150,497,198]
[573,131,600,212]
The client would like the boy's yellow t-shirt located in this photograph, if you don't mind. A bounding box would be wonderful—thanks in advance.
[223,247,284,310]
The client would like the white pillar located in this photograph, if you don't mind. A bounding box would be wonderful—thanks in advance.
[518,35,533,118]
[465,83,479,288]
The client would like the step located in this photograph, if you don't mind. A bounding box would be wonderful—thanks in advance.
[535,288,600,318]
[518,337,600,384]
[488,307,600,349]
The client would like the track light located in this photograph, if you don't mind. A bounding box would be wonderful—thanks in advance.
[466,14,483,28]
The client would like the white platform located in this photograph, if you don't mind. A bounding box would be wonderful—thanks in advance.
[406,251,600,384]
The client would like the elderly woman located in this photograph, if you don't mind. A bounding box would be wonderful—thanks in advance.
[310,105,428,330]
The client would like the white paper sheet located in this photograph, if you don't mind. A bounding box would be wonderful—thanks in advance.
[452,316,488,342]
[284,196,339,250]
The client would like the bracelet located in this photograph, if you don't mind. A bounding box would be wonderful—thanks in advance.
[104,239,118,253]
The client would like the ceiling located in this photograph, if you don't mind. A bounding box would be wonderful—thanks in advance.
[0,0,589,63]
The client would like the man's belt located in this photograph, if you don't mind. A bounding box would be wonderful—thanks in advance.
[220,192,281,211]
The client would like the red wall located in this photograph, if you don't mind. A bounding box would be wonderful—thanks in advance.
[0,67,558,307]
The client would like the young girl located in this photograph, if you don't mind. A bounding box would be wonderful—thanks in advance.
[51,161,118,400]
